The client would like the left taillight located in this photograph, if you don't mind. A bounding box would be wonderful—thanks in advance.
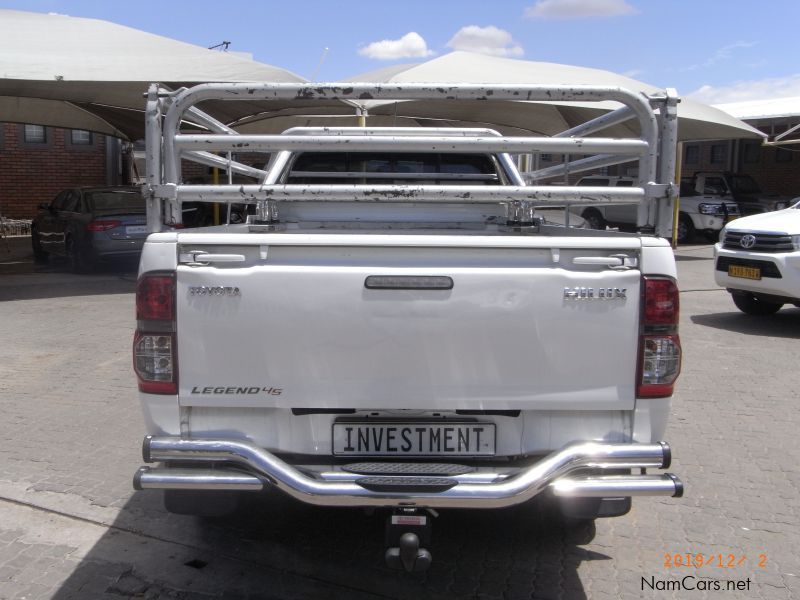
[637,276,681,398]
[134,272,177,394]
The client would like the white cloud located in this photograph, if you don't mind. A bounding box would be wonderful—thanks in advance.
[525,0,636,19]
[358,32,434,60]
[447,26,524,58]
[687,74,800,104]
[681,41,758,72]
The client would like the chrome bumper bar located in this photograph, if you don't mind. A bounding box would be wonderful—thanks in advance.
[135,436,683,508]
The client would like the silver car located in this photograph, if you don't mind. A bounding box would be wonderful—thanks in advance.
[31,186,147,272]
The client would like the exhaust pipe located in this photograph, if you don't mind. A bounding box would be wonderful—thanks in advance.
[136,436,680,509]
[551,473,683,498]
[134,467,264,491]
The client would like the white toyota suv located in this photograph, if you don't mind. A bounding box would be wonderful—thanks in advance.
[574,176,739,243]
[714,201,800,314]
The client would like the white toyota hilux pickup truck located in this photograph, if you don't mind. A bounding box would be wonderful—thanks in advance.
[133,83,683,571]
[715,200,800,314]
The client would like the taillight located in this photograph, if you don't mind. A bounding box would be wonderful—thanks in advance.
[136,274,175,321]
[134,272,177,394]
[637,276,681,398]
[85,220,122,231]
[134,331,177,394]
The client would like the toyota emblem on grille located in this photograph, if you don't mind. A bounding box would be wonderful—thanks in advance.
[740,234,757,249]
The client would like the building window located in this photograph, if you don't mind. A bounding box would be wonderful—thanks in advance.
[710,144,726,164]
[742,142,760,164]
[24,124,47,143]
[684,145,699,164]
[70,129,93,145]
[775,147,793,163]
[540,154,552,162]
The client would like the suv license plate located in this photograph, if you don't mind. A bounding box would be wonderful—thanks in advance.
[728,265,761,280]
[332,422,496,456]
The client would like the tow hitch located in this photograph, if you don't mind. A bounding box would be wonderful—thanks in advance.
[384,508,434,572]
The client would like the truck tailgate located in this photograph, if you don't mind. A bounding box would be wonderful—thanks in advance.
[176,234,642,411]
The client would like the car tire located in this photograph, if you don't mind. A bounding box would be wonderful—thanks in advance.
[31,229,48,263]
[581,208,606,230]
[66,237,94,274]
[731,293,783,315]
[676,213,694,244]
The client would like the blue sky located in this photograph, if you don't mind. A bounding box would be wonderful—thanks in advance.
[3,0,800,103]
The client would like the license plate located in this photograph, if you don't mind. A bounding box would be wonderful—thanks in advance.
[125,225,147,234]
[332,422,496,456]
[728,265,761,280]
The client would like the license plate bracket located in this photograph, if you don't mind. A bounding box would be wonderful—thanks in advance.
[332,421,496,456]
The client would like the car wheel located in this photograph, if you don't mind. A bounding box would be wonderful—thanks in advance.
[676,213,694,244]
[31,229,48,263]
[581,208,606,230]
[731,292,783,315]
[66,237,94,273]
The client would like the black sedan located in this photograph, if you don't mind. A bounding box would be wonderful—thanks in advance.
[32,186,147,272]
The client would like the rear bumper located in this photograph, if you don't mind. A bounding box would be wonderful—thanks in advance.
[134,436,682,509]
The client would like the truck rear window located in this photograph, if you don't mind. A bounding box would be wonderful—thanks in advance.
[286,152,502,185]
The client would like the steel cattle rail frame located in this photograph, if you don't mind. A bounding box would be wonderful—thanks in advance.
[143,82,679,235]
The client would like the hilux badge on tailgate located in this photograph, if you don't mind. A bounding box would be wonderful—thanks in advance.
[563,287,626,300]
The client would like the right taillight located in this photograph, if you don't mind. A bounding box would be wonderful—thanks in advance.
[134,272,177,394]
[637,276,681,398]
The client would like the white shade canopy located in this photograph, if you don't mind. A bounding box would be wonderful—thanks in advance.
[343,52,765,141]
[0,9,308,139]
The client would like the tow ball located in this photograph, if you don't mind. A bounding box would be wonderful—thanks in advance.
[384,508,434,572]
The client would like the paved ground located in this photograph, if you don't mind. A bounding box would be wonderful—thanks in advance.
[0,236,798,599]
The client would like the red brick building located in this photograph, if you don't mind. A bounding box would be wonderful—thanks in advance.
[0,123,124,219]
[0,124,242,221]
